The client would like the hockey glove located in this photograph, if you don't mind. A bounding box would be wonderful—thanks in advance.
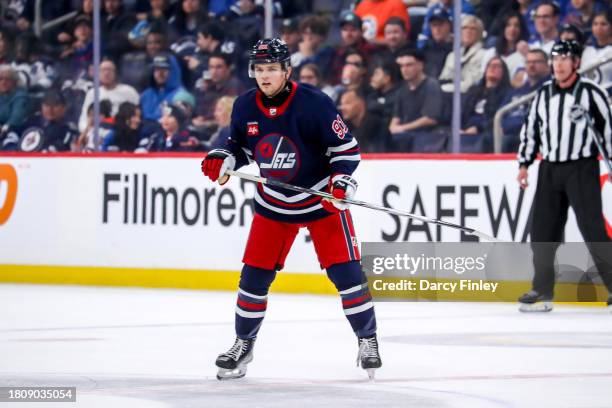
[201,149,236,185]
[321,174,357,213]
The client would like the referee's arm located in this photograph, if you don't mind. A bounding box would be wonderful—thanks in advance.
[516,90,542,188]
[590,85,612,160]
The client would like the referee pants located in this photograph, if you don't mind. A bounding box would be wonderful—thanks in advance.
[530,158,612,297]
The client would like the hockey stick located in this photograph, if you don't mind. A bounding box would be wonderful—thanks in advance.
[569,104,612,178]
[224,169,503,242]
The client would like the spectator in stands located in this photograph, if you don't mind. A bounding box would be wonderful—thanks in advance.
[16,90,78,152]
[298,63,335,99]
[58,16,94,82]
[529,1,561,54]
[355,0,410,44]
[439,15,485,93]
[460,56,512,152]
[389,48,444,151]
[481,12,530,88]
[280,18,301,54]
[332,11,379,85]
[151,103,193,151]
[418,0,475,48]
[332,49,372,102]
[559,22,586,44]
[291,15,335,76]
[563,0,609,41]
[0,65,30,149]
[78,59,140,132]
[0,29,14,65]
[135,0,171,25]
[140,55,186,121]
[11,32,57,92]
[421,8,453,78]
[485,0,541,41]
[366,59,402,125]
[73,99,114,152]
[56,0,94,48]
[102,102,145,151]
[101,0,138,60]
[377,17,411,61]
[168,0,207,40]
[501,49,551,152]
[203,95,236,151]
[120,27,182,91]
[580,10,612,95]
[2,0,71,37]
[184,20,238,87]
[340,89,390,153]
[193,52,244,130]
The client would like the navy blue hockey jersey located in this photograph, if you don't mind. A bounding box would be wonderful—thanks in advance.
[225,81,361,223]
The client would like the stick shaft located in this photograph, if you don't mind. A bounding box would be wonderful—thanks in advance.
[225,169,501,242]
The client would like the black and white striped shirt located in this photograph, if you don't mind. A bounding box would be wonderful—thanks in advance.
[518,76,612,167]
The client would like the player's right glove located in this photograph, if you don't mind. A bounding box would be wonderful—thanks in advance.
[201,149,236,185]
[321,174,357,213]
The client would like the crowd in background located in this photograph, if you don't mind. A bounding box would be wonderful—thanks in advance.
[0,0,610,153]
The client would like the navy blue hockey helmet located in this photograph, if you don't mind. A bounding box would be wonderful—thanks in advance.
[248,38,291,78]
[551,39,583,59]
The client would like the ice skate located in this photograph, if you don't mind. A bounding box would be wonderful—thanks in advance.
[518,290,553,312]
[357,334,382,380]
[215,337,256,380]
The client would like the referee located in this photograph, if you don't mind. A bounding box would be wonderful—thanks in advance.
[517,40,612,312]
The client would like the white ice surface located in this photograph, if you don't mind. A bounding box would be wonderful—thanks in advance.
[0,284,611,408]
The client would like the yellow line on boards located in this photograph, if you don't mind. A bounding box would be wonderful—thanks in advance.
[0,264,336,294]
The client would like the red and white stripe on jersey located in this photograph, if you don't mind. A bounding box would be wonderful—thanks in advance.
[235,288,268,318]
[254,176,329,215]
[339,283,373,316]
[326,138,361,164]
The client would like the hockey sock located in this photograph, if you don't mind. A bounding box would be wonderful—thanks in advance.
[327,261,377,338]
[235,265,277,339]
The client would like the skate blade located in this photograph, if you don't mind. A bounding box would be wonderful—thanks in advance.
[216,366,247,381]
[366,368,376,380]
[519,301,553,313]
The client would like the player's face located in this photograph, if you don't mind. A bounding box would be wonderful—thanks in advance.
[552,53,579,83]
[254,63,290,97]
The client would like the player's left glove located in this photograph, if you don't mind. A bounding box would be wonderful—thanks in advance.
[321,174,357,213]
[201,149,236,185]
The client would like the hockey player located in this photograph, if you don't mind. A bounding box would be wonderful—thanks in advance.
[201,38,382,380]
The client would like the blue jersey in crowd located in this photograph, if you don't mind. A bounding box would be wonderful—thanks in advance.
[225,81,361,223]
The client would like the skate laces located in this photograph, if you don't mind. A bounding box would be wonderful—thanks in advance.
[358,337,379,359]
[225,338,248,361]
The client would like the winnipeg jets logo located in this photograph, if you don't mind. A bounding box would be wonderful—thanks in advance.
[260,138,296,169]
[247,121,259,136]
[255,134,301,182]
[332,114,349,139]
